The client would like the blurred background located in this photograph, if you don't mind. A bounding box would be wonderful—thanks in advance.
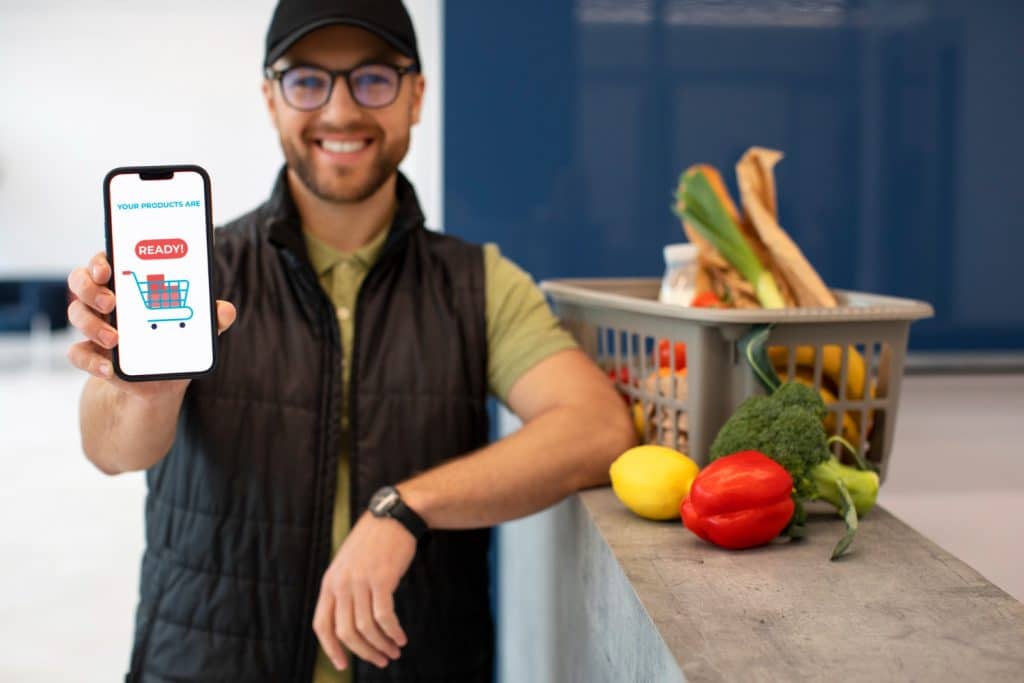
[446,0,1023,353]
[1,0,1021,680]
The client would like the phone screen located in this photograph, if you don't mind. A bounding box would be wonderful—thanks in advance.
[106,167,215,379]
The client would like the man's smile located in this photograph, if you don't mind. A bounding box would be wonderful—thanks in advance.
[312,135,375,163]
[318,139,370,153]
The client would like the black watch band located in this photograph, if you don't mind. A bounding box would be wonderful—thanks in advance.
[368,486,428,541]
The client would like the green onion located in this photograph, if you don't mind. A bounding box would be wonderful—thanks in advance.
[675,169,785,309]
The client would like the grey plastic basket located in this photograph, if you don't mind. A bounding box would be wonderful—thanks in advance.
[541,278,934,481]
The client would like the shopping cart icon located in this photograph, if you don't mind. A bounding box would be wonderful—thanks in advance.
[122,270,194,329]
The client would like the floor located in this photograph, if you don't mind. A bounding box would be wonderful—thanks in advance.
[1,332,1022,681]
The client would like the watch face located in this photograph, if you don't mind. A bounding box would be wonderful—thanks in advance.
[370,487,400,516]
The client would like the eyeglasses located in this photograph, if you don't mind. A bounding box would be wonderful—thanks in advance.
[265,62,419,111]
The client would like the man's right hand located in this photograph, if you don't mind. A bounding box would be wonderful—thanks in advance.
[66,251,237,398]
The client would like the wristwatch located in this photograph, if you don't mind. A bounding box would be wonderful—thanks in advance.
[368,486,428,541]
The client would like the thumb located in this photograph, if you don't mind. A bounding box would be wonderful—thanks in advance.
[215,300,237,335]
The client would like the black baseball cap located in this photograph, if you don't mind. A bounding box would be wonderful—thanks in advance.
[264,0,420,69]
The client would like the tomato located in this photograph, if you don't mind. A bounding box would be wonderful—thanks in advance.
[657,339,687,370]
[690,291,724,308]
[607,365,631,384]
[607,365,632,404]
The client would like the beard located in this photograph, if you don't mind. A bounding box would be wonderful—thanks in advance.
[282,125,410,204]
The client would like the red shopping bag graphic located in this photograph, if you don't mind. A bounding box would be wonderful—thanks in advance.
[145,274,182,308]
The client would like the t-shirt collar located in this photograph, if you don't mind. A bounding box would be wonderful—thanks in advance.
[303,221,391,277]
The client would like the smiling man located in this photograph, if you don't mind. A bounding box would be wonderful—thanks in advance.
[65,1,634,682]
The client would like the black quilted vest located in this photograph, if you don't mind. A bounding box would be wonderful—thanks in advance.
[126,169,492,682]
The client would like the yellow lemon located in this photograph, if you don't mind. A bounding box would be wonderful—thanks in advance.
[609,445,700,521]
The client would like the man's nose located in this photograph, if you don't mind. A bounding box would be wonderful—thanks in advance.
[320,76,365,123]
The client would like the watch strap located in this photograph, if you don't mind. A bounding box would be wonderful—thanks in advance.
[389,497,428,541]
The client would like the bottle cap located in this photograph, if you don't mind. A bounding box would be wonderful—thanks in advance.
[663,242,697,264]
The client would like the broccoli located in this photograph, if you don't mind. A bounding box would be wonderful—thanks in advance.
[772,381,828,419]
[709,381,880,556]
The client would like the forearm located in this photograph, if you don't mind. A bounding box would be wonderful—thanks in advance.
[78,377,187,475]
[399,402,634,530]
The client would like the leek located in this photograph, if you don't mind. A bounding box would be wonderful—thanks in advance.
[675,169,785,309]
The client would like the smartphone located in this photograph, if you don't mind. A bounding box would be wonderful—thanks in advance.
[103,165,217,381]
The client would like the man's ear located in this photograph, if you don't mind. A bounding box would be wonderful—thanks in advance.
[410,74,426,126]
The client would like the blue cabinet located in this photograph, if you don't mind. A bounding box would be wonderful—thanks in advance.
[446,1,1024,350]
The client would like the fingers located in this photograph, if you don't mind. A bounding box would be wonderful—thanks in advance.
[371,585,407,649]
[66,340,113,379]
[353,584,401,661]
[215,300,237,335]
[335,585,390,669]
[313,590,348,672]
[88,252,111,285]
[67,299,118,349]
[67,253,116,356]
[67,267,115,316]
[67,255,115,348]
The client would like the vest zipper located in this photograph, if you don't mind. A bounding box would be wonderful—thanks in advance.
[346,239,397,552]
[308,225,405,682]
[291,257,343,683]
[347,292,362,683]
[345,242,399,683]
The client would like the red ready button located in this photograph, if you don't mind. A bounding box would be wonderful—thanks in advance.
[136,238,188,260]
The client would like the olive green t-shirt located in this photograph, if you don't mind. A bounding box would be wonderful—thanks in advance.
[304,227,576,683]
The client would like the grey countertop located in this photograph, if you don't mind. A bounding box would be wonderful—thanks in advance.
[577,487,1024,682]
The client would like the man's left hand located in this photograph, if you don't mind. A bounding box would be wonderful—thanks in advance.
[312,511,416,671]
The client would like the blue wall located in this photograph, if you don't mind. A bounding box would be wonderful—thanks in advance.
[445,1,1024,351]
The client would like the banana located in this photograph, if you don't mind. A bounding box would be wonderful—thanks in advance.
[768,344,867,400]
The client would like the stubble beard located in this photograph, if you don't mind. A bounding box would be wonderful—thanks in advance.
[282,131,410,204]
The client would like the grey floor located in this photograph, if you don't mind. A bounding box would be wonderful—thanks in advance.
[1,332,1022,681]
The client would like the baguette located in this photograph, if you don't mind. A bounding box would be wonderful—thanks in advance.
[736,148,837,308]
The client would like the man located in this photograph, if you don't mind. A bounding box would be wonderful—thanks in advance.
[66,1,634,681]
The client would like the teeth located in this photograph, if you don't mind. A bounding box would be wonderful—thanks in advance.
[320,139,368,153]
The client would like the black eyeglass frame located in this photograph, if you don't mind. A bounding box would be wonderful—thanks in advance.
[264,61,420,111]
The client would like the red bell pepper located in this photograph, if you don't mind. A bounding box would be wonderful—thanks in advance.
[680,450,794,549]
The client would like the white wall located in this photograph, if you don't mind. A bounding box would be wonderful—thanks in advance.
[0,0,443,278]
[403,0,444,230]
